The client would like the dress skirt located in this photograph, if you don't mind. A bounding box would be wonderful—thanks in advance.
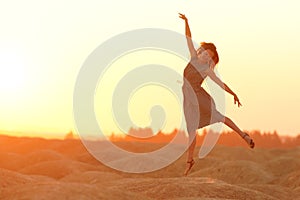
[182,84,225,134]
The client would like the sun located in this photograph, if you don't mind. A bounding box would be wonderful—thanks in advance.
[0,47,27,99]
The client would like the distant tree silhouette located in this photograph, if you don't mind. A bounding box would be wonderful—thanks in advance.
[109,128,300,148]
[64,131,75,140]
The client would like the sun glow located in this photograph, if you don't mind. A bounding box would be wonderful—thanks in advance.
[1,0,300,137]
[0,46,28,97]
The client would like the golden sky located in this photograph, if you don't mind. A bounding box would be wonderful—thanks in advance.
[0,0,300,138]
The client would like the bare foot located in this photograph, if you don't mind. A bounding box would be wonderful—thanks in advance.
[184,159,195,176]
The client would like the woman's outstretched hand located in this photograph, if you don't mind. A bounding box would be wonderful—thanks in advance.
[234,94,242,107]
[179,13,188,21]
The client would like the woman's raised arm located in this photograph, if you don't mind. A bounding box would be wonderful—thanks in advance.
[179,13,197,58]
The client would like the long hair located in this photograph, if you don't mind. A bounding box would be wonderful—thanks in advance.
[196,42,219,68]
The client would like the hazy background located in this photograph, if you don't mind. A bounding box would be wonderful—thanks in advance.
[0,0,300,138]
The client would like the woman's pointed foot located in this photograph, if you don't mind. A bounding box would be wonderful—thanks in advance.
[242,133,255,148]
[184,159,195,176]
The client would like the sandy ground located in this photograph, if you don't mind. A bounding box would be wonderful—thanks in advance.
[0,135,299,200]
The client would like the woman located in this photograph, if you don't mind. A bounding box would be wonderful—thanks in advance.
[179,13,255,176]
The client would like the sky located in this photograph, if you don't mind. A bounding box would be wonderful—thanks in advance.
[0,0,300,138]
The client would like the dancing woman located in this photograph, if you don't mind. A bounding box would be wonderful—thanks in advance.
[179,13,255,176]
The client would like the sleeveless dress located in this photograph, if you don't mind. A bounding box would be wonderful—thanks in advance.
[182,57,225,134]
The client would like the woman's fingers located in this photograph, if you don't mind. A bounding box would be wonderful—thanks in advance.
[237,100,242,107]
[234,96,242,107]
[178,13,187,20]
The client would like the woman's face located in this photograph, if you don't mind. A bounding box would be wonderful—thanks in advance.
[198,49,214,63]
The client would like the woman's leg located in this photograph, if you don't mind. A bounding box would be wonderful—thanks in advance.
[187,133,197,162]
[183,103,198,175]
[224,116,244,137]
[183,98,198,162]
[184,132,196,176]
[224,116,254,146]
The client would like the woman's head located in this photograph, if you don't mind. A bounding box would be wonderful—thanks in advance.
[197,42,219,68]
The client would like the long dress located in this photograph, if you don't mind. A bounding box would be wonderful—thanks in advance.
[182,56,225,135]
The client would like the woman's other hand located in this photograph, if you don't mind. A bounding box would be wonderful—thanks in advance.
[179,13,188,21]
[234,94,242,107]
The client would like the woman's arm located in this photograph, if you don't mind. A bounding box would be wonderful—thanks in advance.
[179,13,197,58]
[205,69,242,107]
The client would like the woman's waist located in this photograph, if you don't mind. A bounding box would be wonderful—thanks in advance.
[182,81,204,91]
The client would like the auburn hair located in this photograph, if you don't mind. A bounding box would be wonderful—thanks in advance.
[197,42,219,66]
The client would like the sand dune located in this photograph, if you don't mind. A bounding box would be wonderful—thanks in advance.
[0,168,54,188]
[0,152,24,171]
[264,157,300,177]
[60,171,123,184]
[19,160,99,179]
[237,184,296,200]
[110,177,283,200]
[25,149,65,164]
[276,169,300,189]
[190,160,274,184]
[1,181,152,200]
[0,135,299,199]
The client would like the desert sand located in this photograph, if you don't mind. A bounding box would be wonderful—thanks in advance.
[0,134,299,200]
